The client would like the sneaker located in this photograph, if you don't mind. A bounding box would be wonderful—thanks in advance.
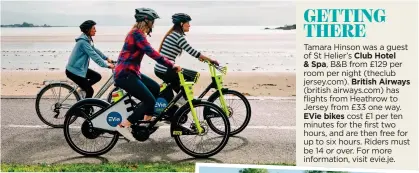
[138,120,165,127]
[116,125,136,142]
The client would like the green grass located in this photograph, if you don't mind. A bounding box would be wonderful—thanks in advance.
[1,162,195,172]
[1,162,295,172]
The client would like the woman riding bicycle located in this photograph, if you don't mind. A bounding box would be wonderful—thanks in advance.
[154,13,218,104]
[65,20,115,99]
[114,8,181,141]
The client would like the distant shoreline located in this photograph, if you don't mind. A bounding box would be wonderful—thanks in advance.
[264,24,296,30]
[1,25,69,28]
[0,22,69,28]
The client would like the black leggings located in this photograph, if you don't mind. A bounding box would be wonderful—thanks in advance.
[154,68,196,100]
[66,69,102,98]
[114,72,160,123]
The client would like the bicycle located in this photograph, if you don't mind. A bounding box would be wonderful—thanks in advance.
[107,60,251,136]
[63,69,231,158]
[35,61,117,128]
[197,60,252,136]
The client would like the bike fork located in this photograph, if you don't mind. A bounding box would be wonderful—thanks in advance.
[214,77,229,117]
[218,89,229,117]
[182,81,203,134]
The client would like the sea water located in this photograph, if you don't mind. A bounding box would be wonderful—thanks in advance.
[1,26,296,72]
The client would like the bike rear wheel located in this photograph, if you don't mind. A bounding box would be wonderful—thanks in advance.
[172,100,230,158]
[63,99,119,156]
[206,89,251,136]
[35,83,80,128]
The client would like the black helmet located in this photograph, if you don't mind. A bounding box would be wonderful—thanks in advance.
[172,13,192,25]
[79,20,96,34]
[135,8,160,22]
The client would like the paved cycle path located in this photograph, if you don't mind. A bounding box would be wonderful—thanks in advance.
[1,98,296,165]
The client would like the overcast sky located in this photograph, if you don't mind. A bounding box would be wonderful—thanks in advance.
[1,0,295,26]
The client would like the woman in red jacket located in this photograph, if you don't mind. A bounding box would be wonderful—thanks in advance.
[113,8,181,141]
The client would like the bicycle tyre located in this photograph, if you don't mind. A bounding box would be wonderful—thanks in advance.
[35,83,80,128]
[63,98,119,156]
[172,100,230,158]
[206,89,251,136]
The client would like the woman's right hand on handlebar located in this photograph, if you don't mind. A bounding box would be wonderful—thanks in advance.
[173,64,182,72]
[199,55,219,66]
[206,58,219,66]
[210,59,219,66]
[108,63,115,69]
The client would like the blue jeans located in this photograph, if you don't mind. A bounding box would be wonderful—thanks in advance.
[114,72,160,123]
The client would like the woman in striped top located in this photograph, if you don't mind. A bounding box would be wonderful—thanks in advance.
[154,13,218,103]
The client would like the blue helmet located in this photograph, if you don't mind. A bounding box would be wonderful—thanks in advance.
[172,13,191,25]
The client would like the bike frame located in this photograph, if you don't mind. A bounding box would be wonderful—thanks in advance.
[147,71,203,134]
[88,70,204,135]
[178,70,203,133]
[41,70,115,107]
[197,61,230,116]
[94,73,115,99]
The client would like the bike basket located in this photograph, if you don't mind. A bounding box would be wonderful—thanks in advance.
[183,68,200,83]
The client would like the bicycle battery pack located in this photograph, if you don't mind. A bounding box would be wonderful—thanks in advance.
[90,95,133,131]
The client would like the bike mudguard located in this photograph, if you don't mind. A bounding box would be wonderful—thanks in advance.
[89,95,134,131]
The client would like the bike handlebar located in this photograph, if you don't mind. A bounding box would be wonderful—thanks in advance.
[107,60,118,72]
[203,59,219,67]
[203,59,226,74]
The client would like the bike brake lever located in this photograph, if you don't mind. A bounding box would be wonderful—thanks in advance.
[215,66,227,74]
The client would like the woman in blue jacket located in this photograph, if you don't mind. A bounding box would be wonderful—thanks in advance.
[65,20,115,98]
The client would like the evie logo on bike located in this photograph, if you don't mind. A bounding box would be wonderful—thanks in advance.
[107,112,122,127]
[154,97,168,114]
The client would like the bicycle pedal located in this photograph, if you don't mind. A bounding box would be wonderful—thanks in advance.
[120,137,131,142]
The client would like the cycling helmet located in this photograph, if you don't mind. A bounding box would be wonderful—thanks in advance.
[172,13,192,25]
[79,20,96,34]
[135,8,160,22]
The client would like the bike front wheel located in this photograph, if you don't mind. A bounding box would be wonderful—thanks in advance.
[206,89,252,136]
[172,100,230,158]
[35,83,80,128]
